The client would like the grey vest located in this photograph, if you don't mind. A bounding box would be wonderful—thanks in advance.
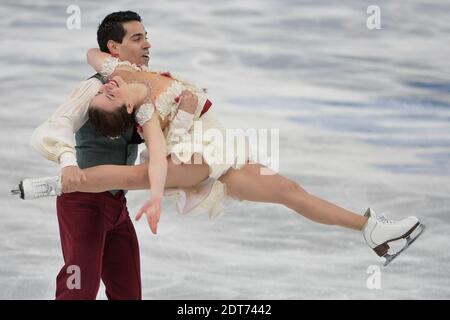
[75,74,142,194]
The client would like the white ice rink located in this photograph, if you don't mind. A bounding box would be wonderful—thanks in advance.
[0,0,449,299]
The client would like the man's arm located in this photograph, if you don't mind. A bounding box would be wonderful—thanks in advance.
[30,77,102,191]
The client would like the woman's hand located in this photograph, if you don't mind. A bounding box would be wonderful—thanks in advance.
[177,90,198,114]
[136,197,162,234]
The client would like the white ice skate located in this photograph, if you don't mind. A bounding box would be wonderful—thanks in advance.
[10,176,62,200]
[362,208,425,266]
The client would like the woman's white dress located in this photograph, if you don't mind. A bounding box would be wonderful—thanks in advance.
[101,57,253,218]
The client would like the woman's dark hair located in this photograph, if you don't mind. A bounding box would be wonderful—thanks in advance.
[97,11,142,53]
[88,104,135,138]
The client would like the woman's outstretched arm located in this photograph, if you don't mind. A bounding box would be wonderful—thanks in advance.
[134,112,168,234]
[141,113,168,199]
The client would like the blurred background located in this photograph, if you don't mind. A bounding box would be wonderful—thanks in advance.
[0,0,449,299]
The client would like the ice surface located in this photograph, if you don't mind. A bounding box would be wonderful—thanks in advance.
[1,0,449,299]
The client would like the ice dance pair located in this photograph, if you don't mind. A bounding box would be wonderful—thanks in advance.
[12,11,425,300]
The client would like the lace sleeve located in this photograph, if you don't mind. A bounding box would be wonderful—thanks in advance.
[100,56,119,79]
[135,103,156,127]
[100,57,143,80]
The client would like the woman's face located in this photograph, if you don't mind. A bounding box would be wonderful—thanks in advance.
[90,76,131,112]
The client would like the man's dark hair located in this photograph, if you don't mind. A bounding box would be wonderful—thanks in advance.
[88,104,135,138]
[97,11,142,53]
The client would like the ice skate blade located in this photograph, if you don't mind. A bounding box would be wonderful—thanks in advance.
[383,224,426,267]
[10,181,24,199]
[10,189,21,196]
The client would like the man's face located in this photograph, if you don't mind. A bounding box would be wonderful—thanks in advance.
[113,21,151,67]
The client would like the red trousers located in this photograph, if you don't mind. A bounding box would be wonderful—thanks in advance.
[55,191,141,300]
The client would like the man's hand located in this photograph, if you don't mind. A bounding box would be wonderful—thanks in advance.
[61,166,87,193]
[136,197,162,235]
[177,90,198,114]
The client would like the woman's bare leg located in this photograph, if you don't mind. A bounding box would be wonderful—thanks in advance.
[219,163,368,231]
[78,154,210,192]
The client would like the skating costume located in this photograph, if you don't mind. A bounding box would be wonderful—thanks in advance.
[101,58,253,218]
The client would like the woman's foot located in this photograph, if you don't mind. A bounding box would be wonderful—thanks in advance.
[362,208,426,266]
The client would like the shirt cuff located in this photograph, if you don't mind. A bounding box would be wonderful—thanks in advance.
[170,110,194,130]
[59,152,78,169]
[176,109,195,121]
